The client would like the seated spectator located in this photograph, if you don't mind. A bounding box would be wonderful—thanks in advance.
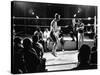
[32,35,47,71]
[91,46,97,52]
[23,38,39,72]
[72,44,96,70]
[13,37,25,74]
[90,46,97,65]
[34,27,43,41]
[90,35,97,66]
[32,35,44,58]
[34,27,44,48]
[23,38,46,73]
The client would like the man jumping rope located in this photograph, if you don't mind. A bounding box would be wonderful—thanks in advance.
[50,13,61,57]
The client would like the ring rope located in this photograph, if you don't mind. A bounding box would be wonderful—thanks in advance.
[12,16,95,20]
[13,24,95,27]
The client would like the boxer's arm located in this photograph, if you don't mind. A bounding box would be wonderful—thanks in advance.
[50,20,53,31]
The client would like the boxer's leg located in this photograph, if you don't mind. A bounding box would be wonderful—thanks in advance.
[52,42,57,57]
[52,37,57,57]
[78,32,81,42]
[60,37,64,52]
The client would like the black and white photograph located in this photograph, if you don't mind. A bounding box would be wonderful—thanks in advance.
[11,1,97,74]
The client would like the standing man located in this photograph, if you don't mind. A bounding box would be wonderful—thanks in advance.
[76,19,84,42]
[72,18,84,49]
[50,13,61,57]
[43,28,50,52]
[34,27,43,42]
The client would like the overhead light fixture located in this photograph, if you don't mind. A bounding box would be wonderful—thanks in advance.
[13,16,15,19]
[87,24,91,26]
[78,10,80,13]
[32,12,35,15]
[74,14,76,17]
[88,17,91,20]
[78,8,81,13]
[36,16,39,19]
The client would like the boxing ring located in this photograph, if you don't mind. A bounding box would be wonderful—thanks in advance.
[12,16,97,71]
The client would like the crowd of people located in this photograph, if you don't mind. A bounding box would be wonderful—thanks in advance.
[12,28,97,74]
[13,35,47,74]
[13,35,97,73]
